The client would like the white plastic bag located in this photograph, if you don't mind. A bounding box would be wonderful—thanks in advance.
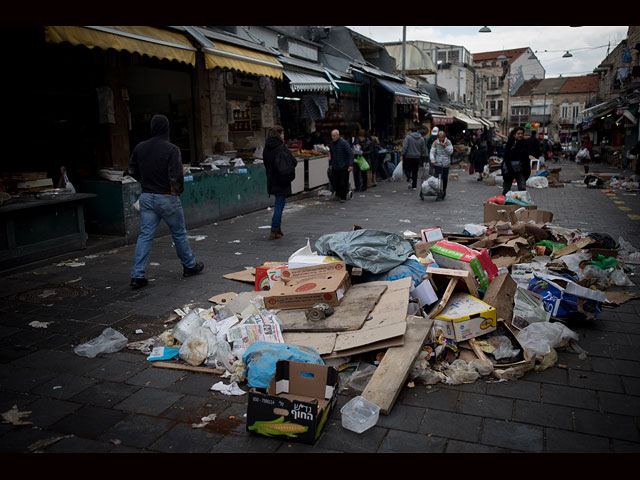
[517,322,579,359]
[392,162,404,181]
[74,328,128,358]
[526,176,548,189]
[178,327,217,366]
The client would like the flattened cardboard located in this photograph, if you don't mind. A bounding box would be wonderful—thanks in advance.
[484,203,536,223]
[482,272,517,323]
[552,237,595,258]
[263,270,351,310]
[516,209,553,225]
[280,261,346,283]
[247,360,338,444]
[223,268,255,284]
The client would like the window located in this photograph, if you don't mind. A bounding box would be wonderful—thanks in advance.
[449,50,459,65]
[572,104,580,119]
[497,100,503,112]
[561,104,568,119]
[438,51,447,64]
[490,76,497,89]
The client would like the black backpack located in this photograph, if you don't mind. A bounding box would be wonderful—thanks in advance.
[275,145,296,183]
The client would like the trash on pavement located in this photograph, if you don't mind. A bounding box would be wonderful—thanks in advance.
[341,395,380,433]
[432,292,497,342]
[211,381,246,396]
[511,287,551,330]
[74,328,128,358]
[247,360,338,444]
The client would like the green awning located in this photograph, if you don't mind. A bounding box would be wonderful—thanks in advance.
[336,81,361,93]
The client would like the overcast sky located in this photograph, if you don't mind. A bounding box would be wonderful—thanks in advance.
[346,26,629,78]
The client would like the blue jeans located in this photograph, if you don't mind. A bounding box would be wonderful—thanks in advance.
[271,194,286,232]
[130,193,196,278]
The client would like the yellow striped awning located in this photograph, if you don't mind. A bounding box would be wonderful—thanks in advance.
[204,41,283,79]
[44,26,197,66]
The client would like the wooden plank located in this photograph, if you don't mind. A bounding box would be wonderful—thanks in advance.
[427,266,479,297]
[427,277,457,319]
[322,336,405,359]
[552,237,595,258]
[151,361,224,375]
[276,285,387,332]
[333,321,407,352]
[361,316,433,415]
[282,332,337,355]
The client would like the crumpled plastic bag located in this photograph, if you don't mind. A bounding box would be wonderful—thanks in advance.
[444,359,493,385]
[242,341,324,389]
[526,176,548,189]
[517,322,579,359]
[489,336,521,360]
[179,327,217,366]
[362,258,427,287]
[315,229,415,274]
[74,328,128,358]
[392,162,404,181]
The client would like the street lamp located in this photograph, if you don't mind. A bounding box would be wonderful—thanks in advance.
[479,26,491,33]
[562,51,573,58]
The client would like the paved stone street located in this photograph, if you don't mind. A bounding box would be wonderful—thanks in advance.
[1,159,640,453]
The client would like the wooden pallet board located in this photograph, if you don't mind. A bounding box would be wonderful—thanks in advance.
[276,284,387,332]
[361,315,433,415]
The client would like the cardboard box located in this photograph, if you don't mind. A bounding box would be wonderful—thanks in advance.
[414,240,438,258]
[484,203,536,223]
[516,209,553,225]
[280,261,346,283]
[420,227,444,243]
[263,270,350,310]
[433,292,497,341]
[247,360,338,444]
[255,263,288,291]
[430,241,499,291]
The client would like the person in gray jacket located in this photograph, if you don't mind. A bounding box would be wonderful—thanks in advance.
[402,125,427,190]
[429,129,454,200]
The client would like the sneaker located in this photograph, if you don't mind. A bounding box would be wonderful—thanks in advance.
[346,191,354,200]
[183,261,204,277]
[130,277,148,290]
[412,187,417,191]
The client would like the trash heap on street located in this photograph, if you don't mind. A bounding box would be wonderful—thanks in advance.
[73,189,639,443]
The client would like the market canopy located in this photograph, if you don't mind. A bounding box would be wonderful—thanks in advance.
[44,26,197,66]
[283,70,333,93]
[430,112,454,125]
[448,109,483,129]
[203,41,283,79]
[376,78,421,105]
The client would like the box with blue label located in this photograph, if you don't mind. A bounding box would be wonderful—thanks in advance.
[433,292,497,341]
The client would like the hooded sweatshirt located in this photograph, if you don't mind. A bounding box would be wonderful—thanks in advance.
[263,137,297,196]
[402,131,427,159]
[128,115,184,195]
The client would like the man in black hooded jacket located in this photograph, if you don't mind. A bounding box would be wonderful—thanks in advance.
[128,114,203,289]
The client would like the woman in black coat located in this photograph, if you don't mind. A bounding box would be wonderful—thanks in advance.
[502,126,528,195]
[263,125,297,240]
[473,139,490,182]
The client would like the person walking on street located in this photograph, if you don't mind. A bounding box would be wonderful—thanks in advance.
[402,124,427,191]
[429,129,453,200]
[328,129,354,202]
[502,126,528,195]
[263,125,298,240]
[370,134,386,184]
[128,114,203,290]
[473,138,490,182]
[426,127,439,175]
[353,131,373,191]
[525,130,541,180]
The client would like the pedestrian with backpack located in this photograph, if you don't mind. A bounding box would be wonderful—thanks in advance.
[263,125,297,240]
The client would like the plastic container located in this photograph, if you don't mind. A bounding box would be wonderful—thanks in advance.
[340,396,380,433]
[172,311,204,343]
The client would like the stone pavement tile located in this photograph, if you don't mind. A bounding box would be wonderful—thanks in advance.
[315,419,387,453]
[419,409,482,443]
[610,344,640,362]
[622,376,640,396]
[0,325,20,339]
[157,394,226,423]
[567,369,624,393]
[30,373,98,400]
[165,371,222,396]
[0,425,66,453]
[375,403,425,433]
[456,391,513,420]
[582,329,633,347]
[98,413,175,449]
[69,381,141,408]
[124,366,186,389]
[210,431,281,453]
[0,365,57,393]
[590,357,640,378]
[445,439,513,453]
[10,348,110,376]
[629,333,640,347]
[0,344,38,364]
[555,351,593,371]
[0,391,38,413]
[480,419,544,452]
[378,429,447,453]
[50,405,127,438]
[612,439,640,453]
[486,379,541,401]
[86,358,148,383]
[398,386,459,412]
[513,399,574,430]
[113,387,184,416]
[598,390,640,416]
[24,397,82,428]
[541,383,598,410]
[544,427,611,453]
[524,366,569,386]
[573,408,640,442]
[149,422,222,453]
[40,436,113,453]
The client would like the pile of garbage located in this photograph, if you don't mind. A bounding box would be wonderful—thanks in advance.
[71,191,639,441]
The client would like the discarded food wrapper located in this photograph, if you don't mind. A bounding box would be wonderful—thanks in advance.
[211,381,246,396]
[147,346,180,362]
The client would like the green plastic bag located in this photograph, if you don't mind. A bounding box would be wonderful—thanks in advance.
[355,155,370,171]
[589,254,619,270]
[536,240,566,255]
